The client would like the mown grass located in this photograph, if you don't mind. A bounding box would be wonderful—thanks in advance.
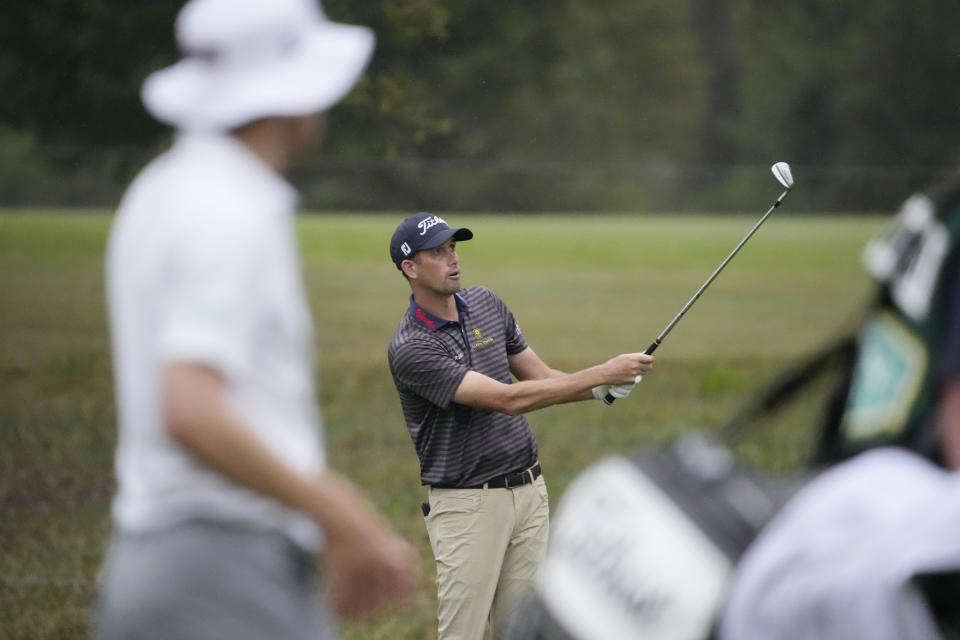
[0,209,887,639]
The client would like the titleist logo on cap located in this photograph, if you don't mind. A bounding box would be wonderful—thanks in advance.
[417,215,447,235]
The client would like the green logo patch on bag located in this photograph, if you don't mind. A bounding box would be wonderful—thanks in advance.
[841,311,928,442]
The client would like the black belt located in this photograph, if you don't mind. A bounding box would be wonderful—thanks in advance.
[432,462,541,490]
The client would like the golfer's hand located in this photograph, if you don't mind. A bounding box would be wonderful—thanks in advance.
[316,473,417,618]
[604,352,654,385]
[608,375,644,399]
[593,376,641,400]
[592,384,611,401]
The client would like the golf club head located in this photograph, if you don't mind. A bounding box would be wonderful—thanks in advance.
[771,162,794,189]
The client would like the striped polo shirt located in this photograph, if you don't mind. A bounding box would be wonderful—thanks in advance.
[388,286,538,487]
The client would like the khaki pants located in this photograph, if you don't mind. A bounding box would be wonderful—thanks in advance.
[425,475,550,640]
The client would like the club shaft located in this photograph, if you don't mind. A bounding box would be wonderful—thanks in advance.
[655,189,789,343]
[604,188,790,406]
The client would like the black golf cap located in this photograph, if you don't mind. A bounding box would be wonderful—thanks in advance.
[390,212,473,269]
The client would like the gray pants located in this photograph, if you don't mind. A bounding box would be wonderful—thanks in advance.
[92,520,338,640]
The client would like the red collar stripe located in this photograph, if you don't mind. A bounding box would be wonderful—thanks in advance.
[415,308,436,329]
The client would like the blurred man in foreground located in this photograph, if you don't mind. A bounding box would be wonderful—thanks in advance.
[94,1,414,638]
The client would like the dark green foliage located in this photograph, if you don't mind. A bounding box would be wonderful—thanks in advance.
[3,1,960,210]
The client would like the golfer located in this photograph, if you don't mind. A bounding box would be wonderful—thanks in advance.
[387,212,654,639]
[94,1,414,638]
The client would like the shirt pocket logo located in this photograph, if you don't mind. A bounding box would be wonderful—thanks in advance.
[470,327,495,350]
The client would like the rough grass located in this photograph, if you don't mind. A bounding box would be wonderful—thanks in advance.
[0,209,887,639]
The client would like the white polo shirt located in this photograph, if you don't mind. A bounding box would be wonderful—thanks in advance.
[720,449,960,639]
[106,132,323,550]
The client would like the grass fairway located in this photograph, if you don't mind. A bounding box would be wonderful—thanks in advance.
[1,209,887,638]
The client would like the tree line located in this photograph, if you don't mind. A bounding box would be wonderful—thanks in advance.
[2,0,958,211]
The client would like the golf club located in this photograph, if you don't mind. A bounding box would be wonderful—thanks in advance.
[605,162,795,405]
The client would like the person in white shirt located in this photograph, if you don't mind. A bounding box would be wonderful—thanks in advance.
[719,448,960,640]
[94,1,415,638]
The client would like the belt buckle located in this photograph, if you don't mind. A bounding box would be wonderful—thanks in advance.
[504,468,531,490]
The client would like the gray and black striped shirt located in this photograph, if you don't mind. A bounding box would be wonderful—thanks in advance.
[388,286,538,487]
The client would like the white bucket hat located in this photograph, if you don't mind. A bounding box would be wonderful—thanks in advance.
[142,0,374,131]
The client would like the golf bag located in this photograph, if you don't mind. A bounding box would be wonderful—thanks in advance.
[819,182,960,463]
[508,433,807,640]
[724,176,960,466]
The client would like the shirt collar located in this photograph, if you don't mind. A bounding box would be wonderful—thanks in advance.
[407,293,468,331]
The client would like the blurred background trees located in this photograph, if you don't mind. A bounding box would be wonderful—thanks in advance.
[3,0,959,212]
